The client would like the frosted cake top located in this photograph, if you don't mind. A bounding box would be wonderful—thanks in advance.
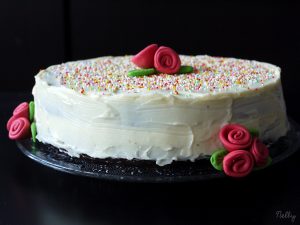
[40,55,280,96]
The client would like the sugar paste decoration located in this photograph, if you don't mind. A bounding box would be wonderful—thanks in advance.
[7,101,37,142]
[13,102,29,119]
[131,44,158,69]
[129,44,194,77]
[29,101,35,122]
[210,124,272,178]
[154,46,181,74]
[31,122,37,143]
[128,68,157,77]
[8,117,31,140]
[210,149,227,171]
[219,124,252,151]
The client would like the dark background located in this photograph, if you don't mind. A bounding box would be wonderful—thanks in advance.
[2,0,300,119]
[1,1,300,225]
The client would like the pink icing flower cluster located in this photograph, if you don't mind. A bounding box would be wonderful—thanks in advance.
[131,44,181,74]
[213,124,270,178]
[7,102,31,140]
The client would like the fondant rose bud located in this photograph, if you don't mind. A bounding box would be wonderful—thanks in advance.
[131,44,158,68]
[8,117,31,140]
[219,124,252,151]
[223,150,254,178]
[154,46,181,74]
[250,137,269,167]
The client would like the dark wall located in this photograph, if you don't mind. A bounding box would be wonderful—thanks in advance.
[1,0,300,117]
[1,1,65,91]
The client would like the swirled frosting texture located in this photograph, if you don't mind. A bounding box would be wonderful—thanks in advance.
[32,55,288,165]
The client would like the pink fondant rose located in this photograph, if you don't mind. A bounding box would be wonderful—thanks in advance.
[131,44,158,68]
[223,150,254,178]
[154,46,181,74]
[8,117,31,140]
[7,115,17,131]
[250,137,269,167]
[13,102,29,118]
[219,124,252,151]
[6,102,29,131]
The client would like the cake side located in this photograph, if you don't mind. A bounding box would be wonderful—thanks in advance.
[32,55,288,166]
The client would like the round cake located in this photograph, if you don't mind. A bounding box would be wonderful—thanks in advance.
[32,54,288,166]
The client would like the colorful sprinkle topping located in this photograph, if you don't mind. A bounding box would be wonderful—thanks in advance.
[46,55,279,96]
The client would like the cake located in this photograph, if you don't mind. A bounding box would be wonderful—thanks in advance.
[7,44,289,175]
[28,45,288,167]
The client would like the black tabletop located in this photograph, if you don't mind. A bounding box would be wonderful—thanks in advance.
[0,92,299,225]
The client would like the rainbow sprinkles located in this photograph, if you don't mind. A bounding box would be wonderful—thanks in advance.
[47,55,279,96]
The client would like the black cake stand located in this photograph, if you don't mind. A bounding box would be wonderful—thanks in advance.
[16,118,300,183]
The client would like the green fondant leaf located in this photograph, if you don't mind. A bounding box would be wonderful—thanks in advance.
[248,128,259,137]
[31,122,37,143]
[29,101,35,122]
[177,65,194,74]
[210,148,228,171]
[128,68,157,77]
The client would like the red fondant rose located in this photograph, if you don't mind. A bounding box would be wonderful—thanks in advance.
[8,117,31,140]
[13,102,29,118]
[223,150,254,178]
[7,115,17,131]
[219,124,252,151]
[154,46,181,74]
[7,102,29,131]
[250,137,269,167]
[131,44,158,68]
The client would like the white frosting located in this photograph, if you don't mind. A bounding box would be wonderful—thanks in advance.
[32,55,289,166]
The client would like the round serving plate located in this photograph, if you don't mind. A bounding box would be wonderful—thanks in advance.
[16,118,300,183]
